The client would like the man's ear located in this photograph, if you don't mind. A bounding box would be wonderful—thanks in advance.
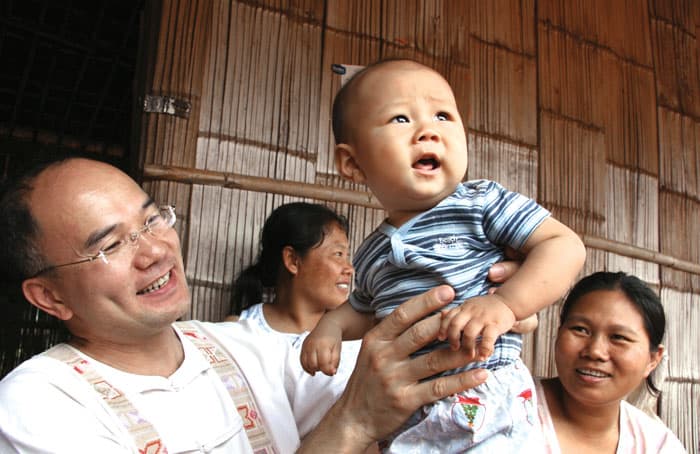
[281,246,300,276]
[21,278,73,321]
[335,144,366,184]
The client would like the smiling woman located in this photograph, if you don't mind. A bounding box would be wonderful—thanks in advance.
[226,202,361,439]
[535,271,687,453]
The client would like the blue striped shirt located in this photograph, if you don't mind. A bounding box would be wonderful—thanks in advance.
[349,180,550,371]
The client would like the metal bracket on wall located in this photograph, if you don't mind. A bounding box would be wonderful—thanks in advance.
[142,94,191,119]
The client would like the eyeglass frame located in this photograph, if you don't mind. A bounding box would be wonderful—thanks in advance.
[31,205,176,277]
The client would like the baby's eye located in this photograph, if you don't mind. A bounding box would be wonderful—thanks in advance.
[391,115,409,123]
[435,112,449,121]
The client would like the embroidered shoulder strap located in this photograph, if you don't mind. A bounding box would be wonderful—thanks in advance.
[175,321,278,454]
[45,344,167,454]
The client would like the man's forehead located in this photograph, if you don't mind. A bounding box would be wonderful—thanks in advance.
[30,160,148,225]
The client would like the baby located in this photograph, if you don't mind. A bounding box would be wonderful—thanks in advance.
[301,59,586,452]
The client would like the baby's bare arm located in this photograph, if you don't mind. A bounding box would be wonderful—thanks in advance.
[493,217,585,320]
[300,302,374,376]
[441,218,584,359]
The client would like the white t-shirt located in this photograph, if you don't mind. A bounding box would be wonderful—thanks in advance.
[239,302,361,437]
[0,320,336,453]
[535,378,687,453]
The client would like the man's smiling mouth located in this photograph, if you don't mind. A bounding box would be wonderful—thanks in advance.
[138,271,171,295]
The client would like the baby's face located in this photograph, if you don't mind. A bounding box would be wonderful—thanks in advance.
[342,62,468,226]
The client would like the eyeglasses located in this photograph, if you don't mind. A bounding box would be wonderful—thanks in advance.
[34,205,176,276]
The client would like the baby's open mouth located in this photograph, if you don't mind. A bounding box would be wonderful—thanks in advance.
[138,271,171,295]
[413,157,440,170]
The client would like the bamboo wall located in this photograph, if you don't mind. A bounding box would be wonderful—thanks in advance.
[138,1,699,450]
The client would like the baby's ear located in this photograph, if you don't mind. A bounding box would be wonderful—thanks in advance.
[335,144,366,183]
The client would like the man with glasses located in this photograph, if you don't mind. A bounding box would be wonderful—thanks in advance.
[0,158,493,453]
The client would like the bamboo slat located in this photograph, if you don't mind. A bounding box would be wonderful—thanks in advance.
[539,112,606,235]
[602,56,658,173]
[658,108,700,199]
[460,0,535,56]
[649,0,699,35]
[538,23,606,128]
[466,37,537,145]
[660,191,700,291]
[604,165,658,251]
[467,133,538,198]
[659,381,699,452]
[662,288,700,380]
[651,18,700,117]
[325,0,381,36]
[538,0,652,66]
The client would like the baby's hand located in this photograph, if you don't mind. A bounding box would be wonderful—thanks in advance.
[439,295,516,361]
[300,322,343,376]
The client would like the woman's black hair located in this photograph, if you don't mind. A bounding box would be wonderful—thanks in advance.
[560,271,666,395]
[230,202,349,315]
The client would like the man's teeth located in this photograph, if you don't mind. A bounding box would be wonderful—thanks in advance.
[139,272,171,295]
[577,368,608,378]
[337,283,349,290]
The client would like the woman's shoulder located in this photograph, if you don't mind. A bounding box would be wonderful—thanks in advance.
[239,302,264,321]
[619,400,687,452]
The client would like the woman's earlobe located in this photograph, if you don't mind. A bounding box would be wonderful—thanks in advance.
[645,344,665,377]
[281,246,299,276]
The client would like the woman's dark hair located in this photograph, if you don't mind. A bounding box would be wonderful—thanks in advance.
[230,202,349,315]
[560,271,666,395]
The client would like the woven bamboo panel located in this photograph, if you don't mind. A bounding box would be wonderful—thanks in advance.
[466,37,537,144]
[140,0,211,168]
[538,23,606,128]
[659,108,700,198]
[660,380,699,453]
[462,0,536,55]
[245,0,325,21]
[604,165,658,250]
[197,2,323,175]
[467,133,537,198]
[651,18,700,116]
[539,112,606,235]
[662,288,700,380]
[660,191,700,291]
[539,0,653,66]
[601,56,658,173]
[650,0,700,34]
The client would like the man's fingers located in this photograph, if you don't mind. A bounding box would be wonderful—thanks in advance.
[368,285,455,342]
[487,260,521,284]
[410,368,488,407]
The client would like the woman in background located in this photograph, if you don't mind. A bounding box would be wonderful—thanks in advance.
[229,202,354,342]
[228,202,361,439]
[535,271,686,453]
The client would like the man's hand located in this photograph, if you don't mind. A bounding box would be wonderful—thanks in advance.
[299,286,488,452]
